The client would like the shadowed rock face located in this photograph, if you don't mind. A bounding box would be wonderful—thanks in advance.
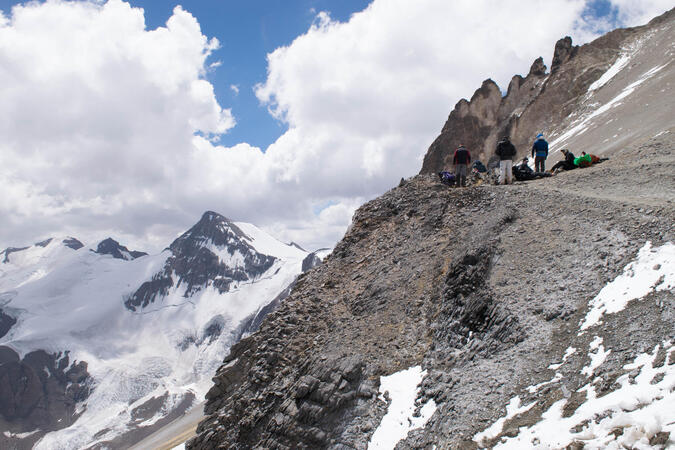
[0,310,17,339]
[94,238,147,260]
[0,346,91,436]
[125,211,277,311]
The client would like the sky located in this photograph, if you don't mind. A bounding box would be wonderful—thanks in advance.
[0,0,672,253]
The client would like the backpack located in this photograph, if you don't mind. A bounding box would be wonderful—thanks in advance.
[438,171,456,186]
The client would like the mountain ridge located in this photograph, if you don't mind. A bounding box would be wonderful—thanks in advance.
[188,9,675,450]
[0,211,311,450]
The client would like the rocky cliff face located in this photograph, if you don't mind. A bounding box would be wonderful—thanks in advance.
[421,8,674,172]
[0,346,90,449]
[190,9,675,449]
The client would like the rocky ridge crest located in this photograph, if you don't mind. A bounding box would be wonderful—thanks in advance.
[421,8,675,172]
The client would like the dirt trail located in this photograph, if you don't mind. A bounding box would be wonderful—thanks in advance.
[128,404,203,450]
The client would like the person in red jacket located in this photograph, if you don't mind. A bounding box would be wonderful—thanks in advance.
[453,144,471,187]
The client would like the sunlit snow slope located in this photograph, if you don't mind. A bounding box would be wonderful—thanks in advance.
[0,212,311,449]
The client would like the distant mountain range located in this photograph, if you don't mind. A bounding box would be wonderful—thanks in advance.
[0,211,324,449]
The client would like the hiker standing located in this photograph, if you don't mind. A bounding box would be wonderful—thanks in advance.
[531,133,549,172]
[453,144,471,187]
[495,136,516,185]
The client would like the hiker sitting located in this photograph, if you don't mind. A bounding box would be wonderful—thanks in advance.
[453,144,471,187]
[580,151,609,166]
[550,149,576,172]
[512,158,552,181]
[472,160,487,173]
[574,152,593,168]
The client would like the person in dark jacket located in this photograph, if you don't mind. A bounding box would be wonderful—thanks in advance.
[512,157,552,181]
[531,133,549,172]
[550,149,576,172]
[495,136,516,185]
[453,144,471,187]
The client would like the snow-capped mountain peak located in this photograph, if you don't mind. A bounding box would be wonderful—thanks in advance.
[124,212,300,311]
[0,211,311,449]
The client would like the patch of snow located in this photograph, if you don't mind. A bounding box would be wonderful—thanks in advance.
[527,372,563,394]
[580,241,675,331]
[314,248,333,260]
[494,341,675,449]
[474,396,536,446]
[234,222,307,259]
[588,55,631,92]
[549,346,577,370]
[3,430,40,439]
[581,337,610,378]
[368,366,437,450]
[171,444,185,450]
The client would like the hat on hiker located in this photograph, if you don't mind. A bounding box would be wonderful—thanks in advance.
[536,133,544,139]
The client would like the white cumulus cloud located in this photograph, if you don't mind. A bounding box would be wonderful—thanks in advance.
[0,0,670,253]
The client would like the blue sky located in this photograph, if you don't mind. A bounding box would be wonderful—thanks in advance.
[0,0,671,252]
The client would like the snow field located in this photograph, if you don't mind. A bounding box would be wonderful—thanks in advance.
[368,366,437,450]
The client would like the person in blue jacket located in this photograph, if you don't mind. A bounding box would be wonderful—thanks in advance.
[531,133,549,173]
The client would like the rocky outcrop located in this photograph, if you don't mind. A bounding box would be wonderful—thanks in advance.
[94,238,147,260]
[301,251,323,272]
[1,247,29,263]
[125,211,277,311]
[419,15,654,173]
[62,237,84,250]
[0,346,91,441]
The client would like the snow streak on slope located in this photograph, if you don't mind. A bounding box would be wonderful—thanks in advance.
[580,241,675,331]
[587,55,631,92]
[549,63,668,151]
[0,223,308,449]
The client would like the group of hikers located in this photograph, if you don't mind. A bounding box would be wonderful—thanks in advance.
[440,133,608,187]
